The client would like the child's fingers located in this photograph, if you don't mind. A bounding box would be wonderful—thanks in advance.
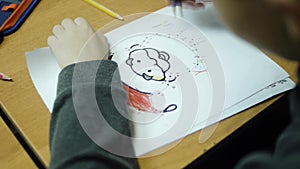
[47,35,57,48]
[52,25,64,38]
[182,0,206,8]
[61,18,76,30]
[183,2,203,8]
[166,0,207,8]
[74,17,91,28]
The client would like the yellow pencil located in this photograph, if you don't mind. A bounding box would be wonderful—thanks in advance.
[83,0,124,20]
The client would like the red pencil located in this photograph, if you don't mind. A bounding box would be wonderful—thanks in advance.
[0,72,13,81]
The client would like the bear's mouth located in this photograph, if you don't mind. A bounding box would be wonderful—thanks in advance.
[142,73,152,80]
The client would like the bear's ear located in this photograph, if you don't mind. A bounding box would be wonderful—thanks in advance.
[159,51,170,61]
[126,58,134,66]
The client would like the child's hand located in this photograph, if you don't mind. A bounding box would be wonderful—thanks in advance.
[47,17,109,69]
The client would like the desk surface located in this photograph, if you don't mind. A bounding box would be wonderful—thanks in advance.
[0,106,37,169]
[0,0,298,168]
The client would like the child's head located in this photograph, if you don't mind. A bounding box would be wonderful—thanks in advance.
[213,0,300,61]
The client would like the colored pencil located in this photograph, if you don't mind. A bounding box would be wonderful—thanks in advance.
[171,0,183,16]
[83,0,124,20]
[0,72,13,81]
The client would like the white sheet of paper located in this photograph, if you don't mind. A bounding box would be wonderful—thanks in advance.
[104,6,295,155]
[26,48,60,110]
[25,5,295,156]
[155,6,291,108]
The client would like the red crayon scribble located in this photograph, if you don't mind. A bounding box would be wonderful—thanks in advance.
[123,83,157,113]
[193,69,207,76]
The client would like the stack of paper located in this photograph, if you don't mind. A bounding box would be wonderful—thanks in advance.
[26,5,295,156]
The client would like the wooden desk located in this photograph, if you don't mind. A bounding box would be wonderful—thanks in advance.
[0,0,298,168]
[0,105,37,169]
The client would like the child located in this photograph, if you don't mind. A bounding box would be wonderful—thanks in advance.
[213,0,300,168]
[48,0,300,168]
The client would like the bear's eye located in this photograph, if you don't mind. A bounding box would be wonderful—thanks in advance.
[148,70,152,72]
[137,60,141,63]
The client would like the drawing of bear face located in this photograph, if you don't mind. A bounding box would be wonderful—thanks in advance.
[126,48,171,81]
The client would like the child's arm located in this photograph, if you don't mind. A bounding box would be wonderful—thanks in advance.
[48,18,139,169]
